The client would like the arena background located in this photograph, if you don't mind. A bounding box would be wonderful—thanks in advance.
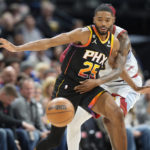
[0,1,150,150]
[3,0,150,79]
[53,0,150,80]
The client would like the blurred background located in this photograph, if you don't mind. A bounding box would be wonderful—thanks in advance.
[0,0,150,79]
[0,1,150,150]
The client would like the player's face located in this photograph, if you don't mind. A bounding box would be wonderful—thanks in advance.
[93,11,114,35]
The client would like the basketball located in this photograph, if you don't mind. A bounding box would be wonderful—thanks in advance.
[46,97,75,127]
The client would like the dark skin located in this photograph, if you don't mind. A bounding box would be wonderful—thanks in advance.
[73,11,126,93]
[74,13,150,94]
[72,11,150,150]
[0,11,127,150]
[0,13,123,91]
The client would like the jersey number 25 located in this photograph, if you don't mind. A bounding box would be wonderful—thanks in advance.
[78,61,100,79]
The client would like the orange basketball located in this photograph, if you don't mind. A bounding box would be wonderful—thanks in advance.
[46,97,75,127]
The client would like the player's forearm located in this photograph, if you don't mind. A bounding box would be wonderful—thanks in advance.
[118,34,137,90]
[16,39,51,52]
[120,69,137,90]
[98,53,125,85]
[96,68,122,85]
[119,32,131,57]
[15,33,71,52]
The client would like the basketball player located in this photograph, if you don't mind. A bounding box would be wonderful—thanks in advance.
[66,4,148,150]
[0,5,129,150]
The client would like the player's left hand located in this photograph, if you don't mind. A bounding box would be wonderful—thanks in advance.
[74,79,98,94]
[0,38,17,52]
[135,86,150,94]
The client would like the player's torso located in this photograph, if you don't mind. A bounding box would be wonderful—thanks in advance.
[100,25,140,87]
[61,25,114,83]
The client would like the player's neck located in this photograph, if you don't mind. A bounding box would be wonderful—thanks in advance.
[99,34,108,41]
[94,25,109,41]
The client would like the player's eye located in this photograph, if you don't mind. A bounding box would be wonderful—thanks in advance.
[98,19,102,21]
[106,19,110,22]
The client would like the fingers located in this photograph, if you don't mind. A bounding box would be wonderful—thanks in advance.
[139,87,150,94]
[76,90,87,94]
[0,45,4,48]
[80,80,89,84]
[74,84,85,90]
[74,79,90,93]
[76,90,86,94]
[145,86,150,89]
[80,81,84,84]
[74,85,89,94]
[74,86,84,93]
[0,38,7,44]
[0,38,12,50]
[0,43,8,49]
[74,85,86,91]
[0,38,7,41]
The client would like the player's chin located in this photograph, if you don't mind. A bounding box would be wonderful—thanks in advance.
[100,31,107,35]
[99,30,108,35]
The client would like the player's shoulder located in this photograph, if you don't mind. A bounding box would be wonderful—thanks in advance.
[80,26,91,34]
[76,26,92,39]
[113,25,128,38]
[72,26,91,36]
[115,25,126,31]
[68,26,91,45]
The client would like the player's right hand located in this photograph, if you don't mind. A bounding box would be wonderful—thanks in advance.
[135,86,150,94]
[0,38,17,52]
[74,79,98,94]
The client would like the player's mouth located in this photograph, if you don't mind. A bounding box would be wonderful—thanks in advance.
[99,27,107,32]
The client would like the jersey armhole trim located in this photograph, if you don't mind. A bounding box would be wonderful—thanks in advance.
[117,30,127,38]
[109,34,114,56]
[112,25,116,34]
[72,26,92,47]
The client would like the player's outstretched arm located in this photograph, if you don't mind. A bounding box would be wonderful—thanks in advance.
[0,28,90,52]
[101,31,130,83]
[95,37,125,85]
[98,32,131,85]
[118,32,150,94]
[121,69,150,94]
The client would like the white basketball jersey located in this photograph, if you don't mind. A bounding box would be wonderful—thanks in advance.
[100,25,139,87]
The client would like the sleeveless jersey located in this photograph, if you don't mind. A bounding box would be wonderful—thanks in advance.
[100,25,139,87]
[61,25,114,83]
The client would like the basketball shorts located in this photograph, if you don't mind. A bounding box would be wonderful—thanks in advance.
[52,74,106,118]
[101,75,142,115]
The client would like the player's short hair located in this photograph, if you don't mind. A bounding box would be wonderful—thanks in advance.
[95,3,116,16]
[0,84,18,97]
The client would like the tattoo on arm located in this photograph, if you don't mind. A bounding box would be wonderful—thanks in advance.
[118,32,131,61]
